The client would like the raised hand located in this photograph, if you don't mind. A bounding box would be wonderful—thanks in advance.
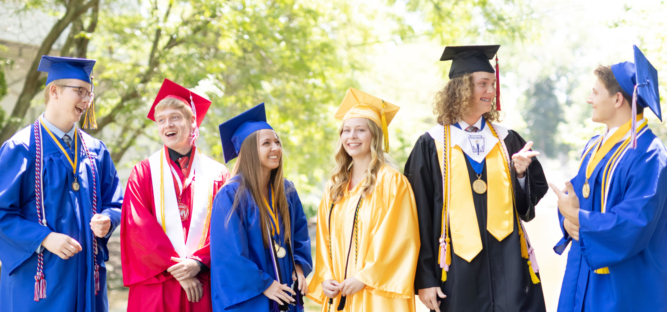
[512,141,540,178]
[549,181,580,226]
[90,213,111,238]
[41,232,82,260]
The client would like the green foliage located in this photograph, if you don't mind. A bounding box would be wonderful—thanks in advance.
[521,77,564,157]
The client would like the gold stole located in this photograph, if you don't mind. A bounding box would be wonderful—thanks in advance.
[436,122,538,283]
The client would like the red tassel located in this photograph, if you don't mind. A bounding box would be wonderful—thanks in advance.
[34,278,39,302]
[40,278,47,299]
[94,264,100,294]
[495,55,501,111]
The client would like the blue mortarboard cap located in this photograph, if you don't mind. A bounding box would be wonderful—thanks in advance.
[37,55,96,85]
[218,103,273,163]
[611,45,661,121]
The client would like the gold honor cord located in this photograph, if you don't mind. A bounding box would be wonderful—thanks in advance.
[39,118,80,191]
[582,115,643,198]
[263,186,286,258]
[159,148,167,233]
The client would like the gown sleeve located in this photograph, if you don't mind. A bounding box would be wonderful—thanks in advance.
[306,185,334,304]
[210,184,274,310]
[354,171,420,299]
[578,144,667,269]
[120,162,180,287]
[95,142,123,257]
[0,138,53,275]
[403,134,440,290]
[505,130,548,221]
[286,181,313,277]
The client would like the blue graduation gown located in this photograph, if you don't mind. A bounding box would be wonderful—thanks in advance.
[554,127,667,311]
[0,124,123,312]
[210,178,312,311]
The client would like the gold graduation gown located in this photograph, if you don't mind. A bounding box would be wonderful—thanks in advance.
[308,164,420,312]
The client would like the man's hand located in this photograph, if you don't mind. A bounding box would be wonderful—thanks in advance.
[178,277,203,302]
[564,218,580,241]
[41,233,82,260]
[512,141,540,178]
[322,280,340,299]
[168,257,201,281]
[418,287,446,312]
[339,277,365,296]
[549,181,581,226]
[90,214,111,238]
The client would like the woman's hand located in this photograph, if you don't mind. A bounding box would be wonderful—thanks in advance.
[178,277,203,302]
[322,280,341,298]
[339,277,365,296]
[263,281,296,305]
[293,264,308,295]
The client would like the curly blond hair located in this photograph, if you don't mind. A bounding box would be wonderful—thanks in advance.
[433,73,500,125]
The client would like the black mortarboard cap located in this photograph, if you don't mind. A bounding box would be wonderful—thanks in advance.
[440,45,500,79]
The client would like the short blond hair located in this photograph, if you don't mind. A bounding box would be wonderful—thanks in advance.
[43,79,72,104]
[154,97,194,120]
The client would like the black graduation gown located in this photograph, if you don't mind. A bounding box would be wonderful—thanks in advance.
[404,130,549,312]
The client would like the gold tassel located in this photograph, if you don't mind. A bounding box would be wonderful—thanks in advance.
[82,75,97,130]
[519,230,528,259]
[594,267,610,274]
[441,268,447,282]
[445,237,451,267]
[527,261,541,284]
[380,100,389,152]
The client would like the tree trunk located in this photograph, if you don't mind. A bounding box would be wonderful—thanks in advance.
[0,0,100,143]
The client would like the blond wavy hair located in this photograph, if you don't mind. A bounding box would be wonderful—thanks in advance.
[327,119,397,204]
[433,73,500,125]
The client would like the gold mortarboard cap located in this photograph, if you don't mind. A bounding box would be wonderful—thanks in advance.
[334,87,400,152]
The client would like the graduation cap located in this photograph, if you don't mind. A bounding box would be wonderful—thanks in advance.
[334,87,400,152]
[611,45,661,148]
[440,45,502,110]
[147,79,212,146]
[38,55,99,129]
[218,103,273,163]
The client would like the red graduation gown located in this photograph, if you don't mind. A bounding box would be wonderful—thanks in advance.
[121,157,228,312]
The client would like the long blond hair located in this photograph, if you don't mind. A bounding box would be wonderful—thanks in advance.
[228,131,291,246]
[327,119,396,204]
[433,73,500,125]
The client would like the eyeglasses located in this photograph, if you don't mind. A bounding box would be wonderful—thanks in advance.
[58,85,95,102]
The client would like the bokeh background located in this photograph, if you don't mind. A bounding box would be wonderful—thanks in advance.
[1,0,665,311]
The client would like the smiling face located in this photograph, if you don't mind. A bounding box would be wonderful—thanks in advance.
[257,129,282,171]
[155,106,196,152]
[469,71,497,117]
[45,79,93,128]
[340,118,372,159]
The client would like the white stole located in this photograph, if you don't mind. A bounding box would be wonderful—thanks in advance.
[148,147,216,258]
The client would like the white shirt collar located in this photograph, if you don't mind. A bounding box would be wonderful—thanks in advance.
[458,116,484,132]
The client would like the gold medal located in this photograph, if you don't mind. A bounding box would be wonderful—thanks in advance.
[275,243,286,258]
[72,180,80,191]
[472,175,487,194]
[582,181,590,199]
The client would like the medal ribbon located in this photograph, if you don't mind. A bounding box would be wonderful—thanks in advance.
[39,118,79,178]
[263,185,280,236]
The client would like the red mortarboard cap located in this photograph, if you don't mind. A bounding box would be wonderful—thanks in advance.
[147,79,212,127]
